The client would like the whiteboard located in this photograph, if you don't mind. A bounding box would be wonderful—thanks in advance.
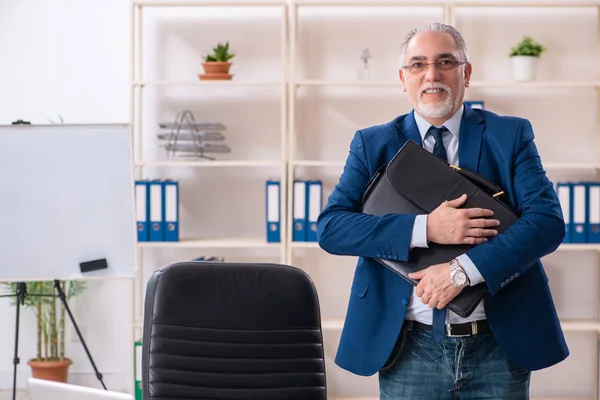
[0,124,136,282]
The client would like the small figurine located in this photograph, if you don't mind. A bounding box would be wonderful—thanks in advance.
[357,48,373,81]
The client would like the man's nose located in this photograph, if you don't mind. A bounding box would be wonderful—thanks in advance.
[424,64,441,81]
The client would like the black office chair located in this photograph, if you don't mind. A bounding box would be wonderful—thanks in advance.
[141,261,327,400]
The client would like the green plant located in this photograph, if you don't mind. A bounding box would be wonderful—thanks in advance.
[509,36,547,57]
[203,42,235,62]
[1,281,87,361]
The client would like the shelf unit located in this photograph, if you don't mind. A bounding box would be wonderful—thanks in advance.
[130,0,600,398]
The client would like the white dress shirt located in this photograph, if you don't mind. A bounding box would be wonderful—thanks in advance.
[405,104,487,324]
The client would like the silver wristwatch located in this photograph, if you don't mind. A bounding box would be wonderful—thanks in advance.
[450,258,470,288]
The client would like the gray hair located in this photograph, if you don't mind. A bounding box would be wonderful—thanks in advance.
[399,23,470,67]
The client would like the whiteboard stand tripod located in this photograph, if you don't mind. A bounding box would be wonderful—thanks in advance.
[0,281,107,400]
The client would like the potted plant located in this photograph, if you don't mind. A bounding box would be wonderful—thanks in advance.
[1,280,86,382]
[509,36,547,82]
[200,42,235,81]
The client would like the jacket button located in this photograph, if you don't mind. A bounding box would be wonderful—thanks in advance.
[505,279,510,284]
[510,275,515,281]
[515,272,520,278]
[501,282,506,288]
[401,298,408,306]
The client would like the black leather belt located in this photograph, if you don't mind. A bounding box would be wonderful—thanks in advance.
[408,319,490,337]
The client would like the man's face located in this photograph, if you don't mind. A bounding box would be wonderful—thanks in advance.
[399,31,472,122]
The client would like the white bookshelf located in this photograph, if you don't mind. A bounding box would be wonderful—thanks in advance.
[130,0,600,398]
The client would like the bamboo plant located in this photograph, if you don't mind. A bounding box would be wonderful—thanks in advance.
[1,280,86,361]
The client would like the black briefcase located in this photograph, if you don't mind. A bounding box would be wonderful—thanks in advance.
[360,140,518,318]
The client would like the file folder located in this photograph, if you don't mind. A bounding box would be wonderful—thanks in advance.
[556,182,571,243]
[149,180,164,241]
[293,180,307,242]
[587,182,600,243]
[306,180,322,242]
[571,182,587,243]
[163,180,179,242]
[266,180,280,243]
[465,100,484,110]
[134,180,149,242]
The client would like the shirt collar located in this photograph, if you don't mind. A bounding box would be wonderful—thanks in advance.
[414,103,464,142]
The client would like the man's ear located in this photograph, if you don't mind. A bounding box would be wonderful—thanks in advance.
[464,62,472,87]
[399,69,407,92]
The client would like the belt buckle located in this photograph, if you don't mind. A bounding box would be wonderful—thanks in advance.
[446,321,477,338]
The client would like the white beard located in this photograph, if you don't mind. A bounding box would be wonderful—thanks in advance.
[416,84,455,119]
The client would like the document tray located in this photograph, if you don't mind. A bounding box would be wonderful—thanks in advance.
[360,140,518,318]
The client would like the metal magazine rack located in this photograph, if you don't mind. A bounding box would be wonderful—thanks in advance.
[157,110,231,160]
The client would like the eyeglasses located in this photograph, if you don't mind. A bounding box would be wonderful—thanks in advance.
[402,60,467,74]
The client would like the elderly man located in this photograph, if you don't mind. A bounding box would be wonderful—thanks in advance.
[317,23,568,399]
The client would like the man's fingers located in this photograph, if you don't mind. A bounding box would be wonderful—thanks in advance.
[463,237,488,245]
[465,228,498,238]
[463,208,495,219]
[408,270,426,280]
[445,194,467,208]
[467,218,500,228]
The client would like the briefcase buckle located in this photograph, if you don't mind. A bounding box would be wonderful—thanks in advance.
[493,191,504,198]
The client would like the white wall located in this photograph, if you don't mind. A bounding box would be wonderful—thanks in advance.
[1,0,599,398]
[0,0,133,393]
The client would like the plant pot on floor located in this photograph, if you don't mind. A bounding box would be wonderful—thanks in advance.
[511,55,539,82]
[199,62,233,80]
[28,358,72,383]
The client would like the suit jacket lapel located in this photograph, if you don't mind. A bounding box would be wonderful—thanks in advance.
[395,110,422,146]
[458,105,484,172]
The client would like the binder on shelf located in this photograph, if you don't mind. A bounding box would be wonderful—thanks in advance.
[465,100,484,109]
[571,182,587,244]
[163,180,179,242]
[266,180,280,243]
[149,180,164,241]
[134,180,149,242]
[134,340,142,400]
[293,180,307,241]
[306,180,323,242]
[556,182,571,243]
[587,182,600,243]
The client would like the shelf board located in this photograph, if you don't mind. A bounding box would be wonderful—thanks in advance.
[544,162,600,170]
[133,80,283,87]
[293,160,345,167]
[294,0,600,7]
[133,0,284,7]
[138,238,280,248]
[292,241,321,248]
[294,80,600,88]
[557,244,600,252]
[561,321,600,332]
[135,160,282,168]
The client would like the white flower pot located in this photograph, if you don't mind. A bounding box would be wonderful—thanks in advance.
[511,55,539,82]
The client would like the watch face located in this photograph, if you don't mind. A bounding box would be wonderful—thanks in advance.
[453,271,467,286]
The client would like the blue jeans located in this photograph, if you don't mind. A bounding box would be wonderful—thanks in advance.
[379,321,531,399]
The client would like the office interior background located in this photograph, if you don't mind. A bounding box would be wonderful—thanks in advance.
[1,0,600,399]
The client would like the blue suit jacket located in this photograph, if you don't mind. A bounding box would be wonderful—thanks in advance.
[316,105,569,376]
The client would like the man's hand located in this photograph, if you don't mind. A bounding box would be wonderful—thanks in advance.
[408,263,463,309]
[427,194,500,245]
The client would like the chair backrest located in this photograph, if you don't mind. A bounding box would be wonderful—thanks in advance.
[141,262,326,400]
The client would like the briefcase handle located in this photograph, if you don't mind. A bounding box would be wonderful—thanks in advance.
[449,165,505,200]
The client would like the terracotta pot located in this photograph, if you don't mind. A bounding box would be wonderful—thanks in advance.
[202,62,231,74]
[200,62,233,80]
[28,358,72,383]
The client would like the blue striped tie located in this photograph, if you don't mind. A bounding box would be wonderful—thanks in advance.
[428,125,448,341]
[429,125,448,163]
